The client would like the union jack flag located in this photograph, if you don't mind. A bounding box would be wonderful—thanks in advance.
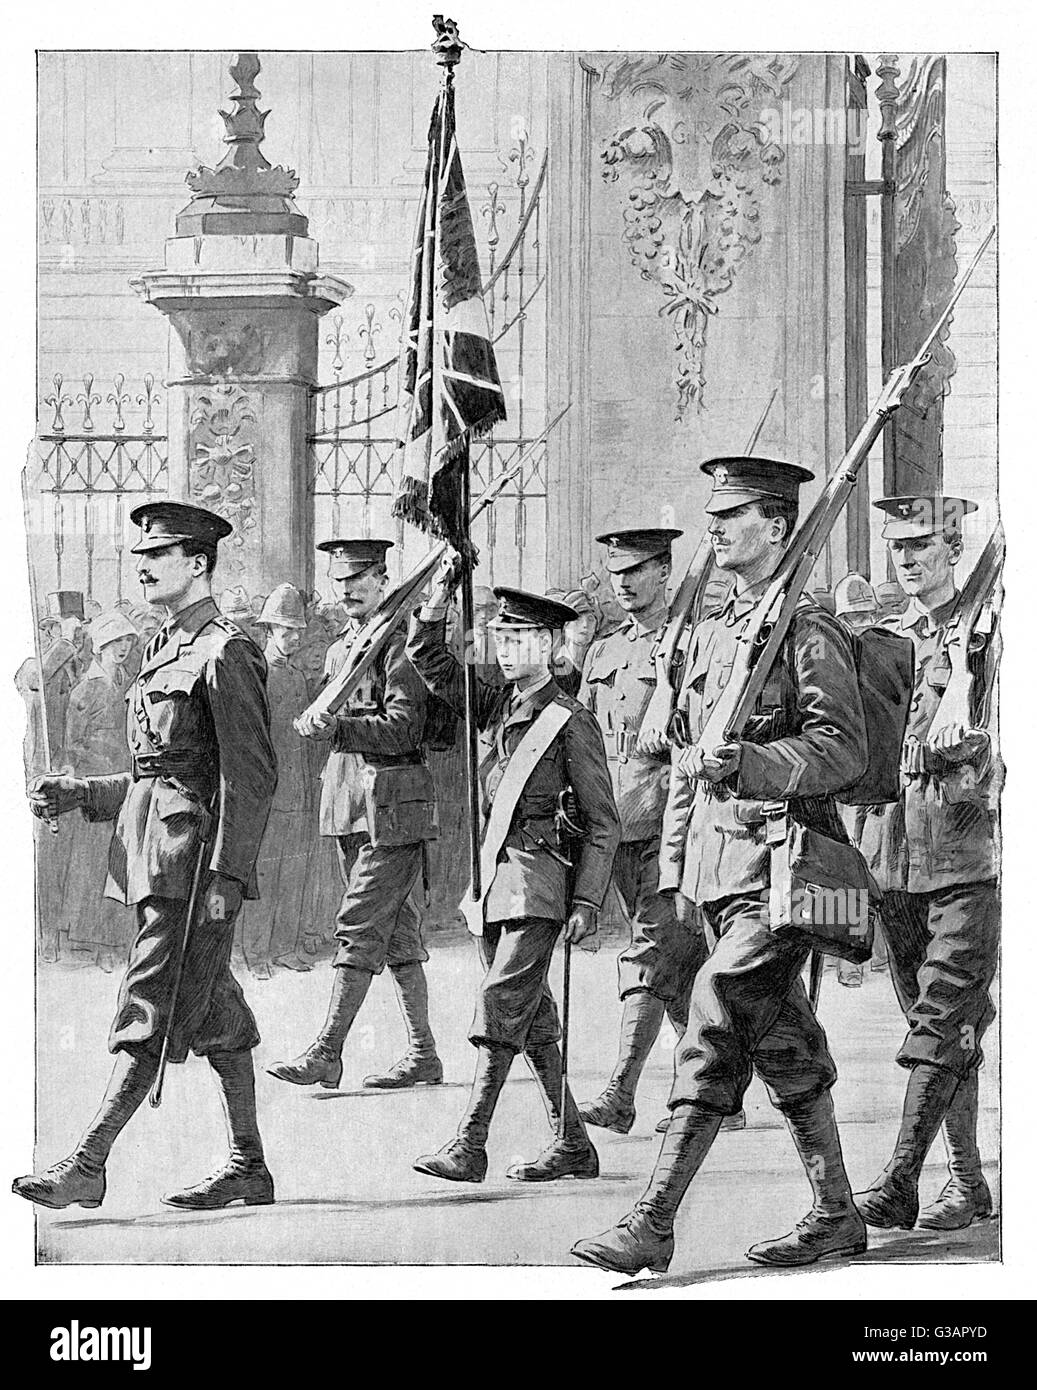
[392,75,505,552]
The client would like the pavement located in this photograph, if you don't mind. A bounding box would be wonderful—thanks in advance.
[27,940,999,1274]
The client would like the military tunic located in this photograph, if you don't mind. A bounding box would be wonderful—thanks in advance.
[857,596,1000,1078]
[580,615,705,1009]
[78,596,277,1061]
[659,586,868,1115]
[316,620,435,974]
[408,613,620,1052]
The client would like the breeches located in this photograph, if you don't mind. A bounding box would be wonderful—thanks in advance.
[881,880,999,1077]
[332,834,428,973]
[470,916,562,1052]
[612,836,707,1007]
[669,892,837,1116]
[110,895,259,1062]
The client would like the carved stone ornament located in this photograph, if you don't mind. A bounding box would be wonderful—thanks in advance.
[186,322,267,378]
[596,53,799,418]
[186,53,299,200]
[188,385,258,551]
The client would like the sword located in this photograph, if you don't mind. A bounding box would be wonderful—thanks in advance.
[148,796,217,1108]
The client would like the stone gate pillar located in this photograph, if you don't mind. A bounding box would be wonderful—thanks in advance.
[134,53,351,595]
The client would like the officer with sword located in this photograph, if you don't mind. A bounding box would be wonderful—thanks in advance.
[14,501,278,1212]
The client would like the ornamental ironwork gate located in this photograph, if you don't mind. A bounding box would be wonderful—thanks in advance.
[31,373,168,606]
[309,149,555,592]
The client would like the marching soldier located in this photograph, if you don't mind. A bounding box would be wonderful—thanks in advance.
[14,502,278,1211]
[576,528,732,1136]
[407,564,620,1183]
[854,497,1000,1232]
[573,457,868,1275]
[268,539,444,1092]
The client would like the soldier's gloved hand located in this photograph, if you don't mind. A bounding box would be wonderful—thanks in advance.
[203,873,243,926]
[426,547,464,611]
[26,774,87,820]
[636,722,671,757]
[679,741,742,783]
[564,902,598,945]
[925,723,990,766]
[295,709,338,740]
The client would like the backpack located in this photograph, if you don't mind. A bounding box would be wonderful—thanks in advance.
[836,624,915,806]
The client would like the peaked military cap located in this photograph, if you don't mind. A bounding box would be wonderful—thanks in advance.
[594,527,683,574]
[701,457,814,514]
[873,495,978,540]
[317,537,393,579]
[488,586,579,631]
[129,500,233,553]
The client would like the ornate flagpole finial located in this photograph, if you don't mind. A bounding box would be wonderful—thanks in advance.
[432,15,465,69]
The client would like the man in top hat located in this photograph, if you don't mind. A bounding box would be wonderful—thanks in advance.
[576,527,724,1139]
[236,583,315,978]
[15,590,87,767]
[15,501,278,1212]
[407,563,620,1183]
[854,497,1000,1233]
[63,610,139,972]
[574,457,869,1276]
[268,538,444,1092]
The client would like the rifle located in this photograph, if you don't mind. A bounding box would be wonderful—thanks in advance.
[295,405,570,731]
[638,388,778,752]
[923,520,1004,747]
[687,225,996,768]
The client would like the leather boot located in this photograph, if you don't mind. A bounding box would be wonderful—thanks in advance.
[918,1070,993,1230]
[657,1109,746,1134]
[163,1051,274,1209]
[13,1050,157,1210]
[579,992,665,1134]
[267,965,372,1088]
[12,1155,106,1210]
[855,1063,962,1229]
[364,962,443,1088]
[414,1044,513,1183]
[162,1158,275,1209]
[747,1091,866,1266]
[507,1043,599,1181]
[571,1102,722,1275]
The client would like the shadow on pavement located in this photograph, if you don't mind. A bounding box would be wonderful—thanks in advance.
[607,1216,1000,1291]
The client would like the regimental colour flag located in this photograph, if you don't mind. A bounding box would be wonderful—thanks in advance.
[392,75,506,552]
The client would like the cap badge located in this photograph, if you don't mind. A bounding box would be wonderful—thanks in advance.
[714,467,729,487]
[498,596,508,619]
[898,501,913,518]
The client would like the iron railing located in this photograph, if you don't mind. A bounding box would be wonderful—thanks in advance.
[31,372,168,603]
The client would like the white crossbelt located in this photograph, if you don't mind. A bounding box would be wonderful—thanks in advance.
[460,699,573,936]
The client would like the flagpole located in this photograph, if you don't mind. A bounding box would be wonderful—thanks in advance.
[459,447,482,898]
[433,22,483,899]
